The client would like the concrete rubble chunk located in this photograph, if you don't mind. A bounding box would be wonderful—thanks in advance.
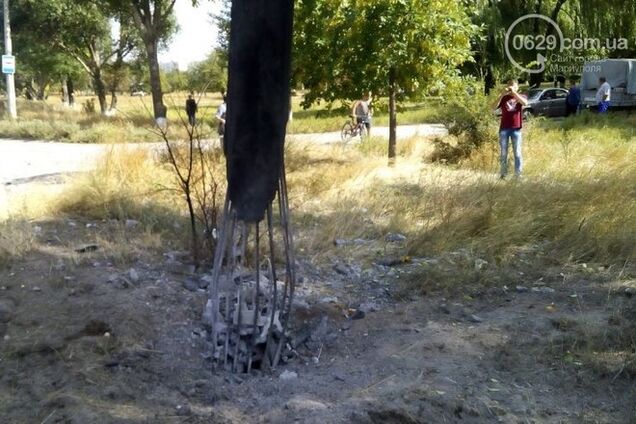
[0,300,15,323]
[358,302,379,313]
[285,397,328,412]
[333,263,350,275]
[622,286,635,297]
[125,219,140,228]
[385,233,407,243]
[334,238,370,246]
[279,370,298,380]
[531,286,555,294]
[183,278,199,292]
[163,250,191,262]
[320,296,338,304]
[175,404,192,416]
[474,259,488,270]
[128,268,140,283]
[376,257,406,267]
[200,274,214,285]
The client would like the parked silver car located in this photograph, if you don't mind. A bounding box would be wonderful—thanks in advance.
[524,87,569,117]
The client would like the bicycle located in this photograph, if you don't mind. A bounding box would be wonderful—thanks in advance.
[340,116,369,143]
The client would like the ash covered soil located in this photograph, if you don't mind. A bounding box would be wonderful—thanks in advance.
[1,217,635,423]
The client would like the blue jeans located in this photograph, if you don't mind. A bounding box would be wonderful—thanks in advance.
[499,128,522,177]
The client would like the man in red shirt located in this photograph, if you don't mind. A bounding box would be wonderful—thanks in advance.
[493,79,528,179]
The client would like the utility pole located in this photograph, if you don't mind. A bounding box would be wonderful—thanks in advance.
[3,0,17,119]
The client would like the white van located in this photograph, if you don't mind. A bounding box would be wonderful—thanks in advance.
[580,59,636,108]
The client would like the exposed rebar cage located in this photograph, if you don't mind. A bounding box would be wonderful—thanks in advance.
[204,169,296,373]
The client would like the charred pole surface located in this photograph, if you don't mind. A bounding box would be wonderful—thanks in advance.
[225,0,294,223]
[205,0,296,374]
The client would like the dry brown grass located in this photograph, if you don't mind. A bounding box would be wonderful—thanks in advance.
[0,219,35,266]
[1,110,634,275]
[286,115,636,270]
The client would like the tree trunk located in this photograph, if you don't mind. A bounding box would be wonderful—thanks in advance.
[110,90,118,111]
[36,82,48,101]
[484,65,495,95]
[388,68,397,165]
[67,78,75,107]
[145,39,166,119]
[531,0,567,87]
[25,80,35,100]
[93,70,108,114]
[109,22,127,113]
[184,188,200,268]
[61,78,69,105]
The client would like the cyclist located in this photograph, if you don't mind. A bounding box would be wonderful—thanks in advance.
[351,91,372,136]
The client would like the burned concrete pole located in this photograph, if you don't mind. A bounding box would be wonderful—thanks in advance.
[224,0,295,222]
[205,0,297,373]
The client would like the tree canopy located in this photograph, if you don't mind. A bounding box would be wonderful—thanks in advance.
[294,0,476,159]
[8,0,134,113]
[4,0,636,128]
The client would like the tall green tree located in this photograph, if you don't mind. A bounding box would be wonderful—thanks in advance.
[13,0,134,113]
[107,0,187,119]
[213,0,231,64]
[187,50,227,93]
[295,0,476,161]
[7,30,81,101]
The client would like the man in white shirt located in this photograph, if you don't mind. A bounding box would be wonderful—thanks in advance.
[595,77,611,113]
[216,95,227,147]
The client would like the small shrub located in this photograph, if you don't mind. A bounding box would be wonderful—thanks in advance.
[431,93,498,163]
[0,220,35,267]
[82,99,96,114]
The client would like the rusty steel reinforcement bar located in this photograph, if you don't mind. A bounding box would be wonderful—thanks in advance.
[207,167,296,373]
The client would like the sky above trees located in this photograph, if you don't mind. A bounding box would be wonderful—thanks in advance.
[158,1,220,69]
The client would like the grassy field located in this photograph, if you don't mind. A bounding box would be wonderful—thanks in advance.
[0,92,444,143]
[0,92,225,143]
[3,108,634,272]
[287,96,444,134]
[2,86,634,279]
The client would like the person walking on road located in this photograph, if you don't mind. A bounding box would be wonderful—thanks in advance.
[493,79,528,179]
[186,92,198,126]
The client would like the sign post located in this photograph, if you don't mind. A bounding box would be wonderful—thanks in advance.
[3,0,17,119]
[2,55,15,74]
